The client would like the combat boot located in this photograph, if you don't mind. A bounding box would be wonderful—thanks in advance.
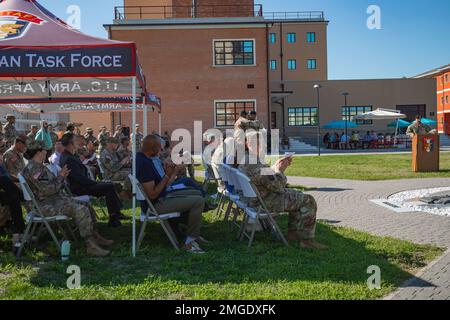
[86,238,110,257]
[93,232,114,247]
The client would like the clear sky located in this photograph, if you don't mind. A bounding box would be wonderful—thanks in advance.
[39,0,450,80]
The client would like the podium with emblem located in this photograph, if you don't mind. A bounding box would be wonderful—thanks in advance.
[412,134,440,172]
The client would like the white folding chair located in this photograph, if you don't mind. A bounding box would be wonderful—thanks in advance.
[128,174,181,251]
[235,171,289,249]
[216,164,240,221]
[16,174,73,257]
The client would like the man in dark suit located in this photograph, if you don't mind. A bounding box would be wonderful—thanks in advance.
[59,133,124,227]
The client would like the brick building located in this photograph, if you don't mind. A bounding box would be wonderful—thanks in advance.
[69,0,436,147]
[414,64,450,134]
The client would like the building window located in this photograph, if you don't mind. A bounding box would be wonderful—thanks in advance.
[307,32,316,43]
[307,59,317,69]
[288,59,297,70]
[270,60,277,70]
[446,95,449,104]
[214,40,255,66]
[269,33,276,44]
[342,106,373,125]
[288,107,318,126]
[287,33,296,43]
[445,74,449,82]
[215,100,256,127]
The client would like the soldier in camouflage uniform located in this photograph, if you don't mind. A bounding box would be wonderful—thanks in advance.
[84,128,99,149]
[4,115,19,149]
[247,110,264,131]
[117,137,132,163]
[0,122,7,154]
[22,140,113,257]
[100,137,132,192]
[113,125,126,141]
[27,125,39,146]
[2,135,27,182]
[406,116,435,138]
[97,126,109,153]
[134,124,144,151]
[239,132,327,250]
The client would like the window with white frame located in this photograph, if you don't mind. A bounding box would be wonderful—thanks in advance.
[214,40,255,66]
[215,100,256,127]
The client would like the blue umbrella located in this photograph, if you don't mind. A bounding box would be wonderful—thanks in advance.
[322,120,358,129]
[387,119,410,128]
[420,118,437,126]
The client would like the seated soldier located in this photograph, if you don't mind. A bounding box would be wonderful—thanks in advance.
[2,135,27,183]
[100,137,132,196]
[137,135,208,254]
[22,140,113,257]
[239,132,327,250]
[117,137,132,165]
[0,159,25,253]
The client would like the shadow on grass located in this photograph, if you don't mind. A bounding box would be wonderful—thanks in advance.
[4,216,429,294]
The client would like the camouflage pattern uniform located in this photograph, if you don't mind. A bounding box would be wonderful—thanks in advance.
[100,148,131,191]
[22,159,96,238]
[117,144,131,163]
[85,133,99,149]
[27,131,37,145]
[97,131,109,153]
[406,121,432,137]
[4,123,18,149]
[248,119,263,131]
[0,132,7,154]
[2,146,25,179]
[135,132,143,151]
[239,160,317,241]
[49,131,58,149]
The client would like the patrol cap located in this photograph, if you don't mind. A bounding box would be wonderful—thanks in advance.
[86,127,93,132]
[100,125,106,129]
[6,114,15,119]
[27,139,46,151]
[106,137,119,144]
[31,125,38,129]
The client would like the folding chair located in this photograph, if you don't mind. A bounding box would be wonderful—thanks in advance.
[216,164,240,221]
[128,174,181,251]
[234,170,289,249]
[16,174,73,257]
[85,166,108,218]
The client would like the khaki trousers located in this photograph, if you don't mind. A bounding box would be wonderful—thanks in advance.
[154,189,205,238]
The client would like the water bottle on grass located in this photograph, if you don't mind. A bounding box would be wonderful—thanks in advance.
[61,240,71,262]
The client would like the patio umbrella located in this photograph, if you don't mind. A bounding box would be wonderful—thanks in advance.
[420,118,438,126]
[388,119,410,128]
[322,120,358,129]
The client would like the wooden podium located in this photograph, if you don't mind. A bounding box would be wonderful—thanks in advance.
[412,134,440,172]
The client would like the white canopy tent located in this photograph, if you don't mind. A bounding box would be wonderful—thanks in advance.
[353,108,407,146]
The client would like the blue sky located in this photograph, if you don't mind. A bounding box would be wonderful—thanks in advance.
[39,0,450,79]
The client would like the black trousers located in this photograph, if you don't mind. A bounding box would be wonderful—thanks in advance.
[74,182,122,217]
[0,176,25,234]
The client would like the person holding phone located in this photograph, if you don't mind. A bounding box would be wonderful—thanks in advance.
[239,132,327,250]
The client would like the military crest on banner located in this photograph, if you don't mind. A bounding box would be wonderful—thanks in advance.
[0,9,45,40]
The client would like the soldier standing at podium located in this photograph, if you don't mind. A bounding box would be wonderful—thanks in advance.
[406,116,435,138]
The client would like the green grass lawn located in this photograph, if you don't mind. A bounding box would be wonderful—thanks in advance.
[0,202,444,300]
[284,153,450,181]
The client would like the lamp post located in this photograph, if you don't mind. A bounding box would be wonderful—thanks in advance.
[342,92,349,147]
[313,84,322,156]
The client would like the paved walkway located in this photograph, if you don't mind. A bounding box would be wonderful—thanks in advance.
[288,176,450,300]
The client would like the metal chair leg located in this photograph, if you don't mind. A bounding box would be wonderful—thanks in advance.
[160,220,180,250]
[16,221,34,257]
[136,218,149,252]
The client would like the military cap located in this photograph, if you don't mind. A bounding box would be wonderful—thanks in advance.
[86,127,93,132]
[31,125,38,129]
[6,114,15,119]
[16,134,28,144]
[27,139,46,151]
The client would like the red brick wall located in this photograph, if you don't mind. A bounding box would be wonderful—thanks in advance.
[109,26,269,138]
[173,0,255,18]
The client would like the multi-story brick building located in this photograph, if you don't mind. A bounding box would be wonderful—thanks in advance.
[69,0,436,147]
[414,64,450,135]
[71,0,328,137]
